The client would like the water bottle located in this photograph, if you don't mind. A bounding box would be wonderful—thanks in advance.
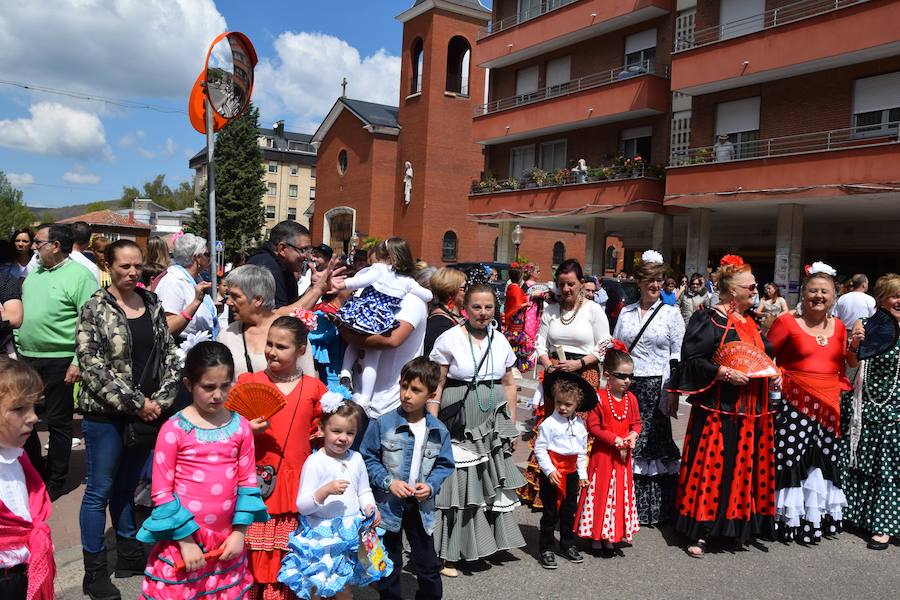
[769,383,782,409]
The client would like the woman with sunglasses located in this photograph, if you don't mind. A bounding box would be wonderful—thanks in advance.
[670,255,780,557]
[612,251,685,526]
[766,263,848,544]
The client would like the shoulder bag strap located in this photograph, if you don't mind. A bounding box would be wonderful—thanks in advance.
[240,324,254,374]
[274,377,305,474]
[628,302,665,353]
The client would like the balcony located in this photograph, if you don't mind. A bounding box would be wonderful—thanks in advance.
[473,64,670,144]
[670,0,900,95]
[665,122,900,205]
[476,0,672,69]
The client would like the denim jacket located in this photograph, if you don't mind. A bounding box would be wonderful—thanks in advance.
[360,407,454,534]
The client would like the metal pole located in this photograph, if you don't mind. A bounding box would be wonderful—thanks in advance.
[205,98,218,298]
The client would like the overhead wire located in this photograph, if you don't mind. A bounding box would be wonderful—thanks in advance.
[0,79,187,114]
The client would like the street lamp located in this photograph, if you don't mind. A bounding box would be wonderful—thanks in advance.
[511,224,523,261]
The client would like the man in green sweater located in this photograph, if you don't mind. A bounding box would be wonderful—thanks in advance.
[16,223,98,500]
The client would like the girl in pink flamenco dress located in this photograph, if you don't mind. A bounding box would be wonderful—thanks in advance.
[137,342,269,599]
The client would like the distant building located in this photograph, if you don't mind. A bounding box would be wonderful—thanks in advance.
[115,199,195,237]
[189,121,317,235]
[58,209,151,248]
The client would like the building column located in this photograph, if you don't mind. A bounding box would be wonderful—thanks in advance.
[495,221,516,263]
[774,204,804,306]
[583,218,606,277]
[684,208,711,277]
[651,213,674,263]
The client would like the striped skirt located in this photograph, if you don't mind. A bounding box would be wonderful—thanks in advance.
[433,382,526,561]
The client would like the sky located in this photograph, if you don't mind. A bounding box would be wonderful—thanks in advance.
[0,0,491,208]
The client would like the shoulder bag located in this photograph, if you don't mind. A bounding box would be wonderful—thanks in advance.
[257,378,304,500]
[438,330,493,439]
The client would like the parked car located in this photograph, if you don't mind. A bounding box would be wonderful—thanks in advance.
[447,262,511,306]
[600,276,639,331]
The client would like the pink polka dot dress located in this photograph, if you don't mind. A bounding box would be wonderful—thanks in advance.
[137,411,269,600]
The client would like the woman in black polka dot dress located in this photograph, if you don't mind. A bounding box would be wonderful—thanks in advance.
[767,269,849,544]
[843,274,900,550]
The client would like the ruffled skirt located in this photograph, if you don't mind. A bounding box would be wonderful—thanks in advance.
[278,514,392,599]
[141,527,253,600]
[434,383,526,561]
[336,287,401,335]
[632,376,680,525]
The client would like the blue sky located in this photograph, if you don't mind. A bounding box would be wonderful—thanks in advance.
[0,0,490,208]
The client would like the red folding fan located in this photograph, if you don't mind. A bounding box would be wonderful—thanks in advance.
[713,341,779,378]
[225,383,286,421]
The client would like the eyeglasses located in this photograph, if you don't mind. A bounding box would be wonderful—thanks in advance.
[735,283,758,292]
[33,239,52,249]
[608,371,633,381]
[283,242,312,255]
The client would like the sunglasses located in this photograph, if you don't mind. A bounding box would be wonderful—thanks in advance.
[608,371,633,381]
[735,283,758,292]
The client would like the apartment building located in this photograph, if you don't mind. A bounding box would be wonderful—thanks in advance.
[190,121,317,235]
[470,0,900,291]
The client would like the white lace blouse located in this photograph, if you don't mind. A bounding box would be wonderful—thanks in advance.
[612,300,685,378]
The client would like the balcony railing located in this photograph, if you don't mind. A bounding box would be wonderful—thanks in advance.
[673,0,869,52]
[286,141,317,154]
[669,122,900,167]
[470,161,663,195]
[478,0,581,39]
[475,62,666,117]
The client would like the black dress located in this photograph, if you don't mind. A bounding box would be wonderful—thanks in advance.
[424,312,458,356]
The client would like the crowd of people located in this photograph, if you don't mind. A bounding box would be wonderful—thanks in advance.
[0,218,898,600]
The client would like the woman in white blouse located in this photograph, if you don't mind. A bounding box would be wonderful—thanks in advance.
[612,252,685,526]
[428,283,525,575]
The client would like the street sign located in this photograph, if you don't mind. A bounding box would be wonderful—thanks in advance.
[215,240,224,252]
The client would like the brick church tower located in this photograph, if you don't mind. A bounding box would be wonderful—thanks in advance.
[393,0,491,263]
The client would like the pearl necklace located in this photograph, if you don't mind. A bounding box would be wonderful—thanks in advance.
[559,296,584,326]
[863,353,900,407]
[265,368,302,383]
[606,390,629,421]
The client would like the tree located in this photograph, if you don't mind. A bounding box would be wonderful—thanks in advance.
[119,174,197,210]
[0,172,35,237]
[188,103,266,260]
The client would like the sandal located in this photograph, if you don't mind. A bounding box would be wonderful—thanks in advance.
[440,562,459,577]
[686,539,706,559]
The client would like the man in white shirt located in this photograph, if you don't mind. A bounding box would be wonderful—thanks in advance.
[834,274,876,329]
[713,134,735,162]
[26,221,101,284]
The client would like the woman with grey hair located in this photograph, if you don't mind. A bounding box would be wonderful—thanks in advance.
[218,264,279,376]
[155,232,216,339]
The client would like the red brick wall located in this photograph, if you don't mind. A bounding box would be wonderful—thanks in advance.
[690,56,900,146]
[694,0,720,31]
[472,224,587,272]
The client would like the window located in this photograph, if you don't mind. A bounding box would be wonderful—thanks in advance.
[262,137,275,148]
[446,37,471,96]
[624,29,656,74]
[619,126,652,161]
[515,65,539,105]
[853,71,900,136]
[267,182,277,196]
[552,241,566,266]
[288,140,312,152]
[719,0,764,41]
[518,0,541,22]
[287,207,297,221]
[410,38,424,95]
[670,110,692,165]
[288,184,298,198]
[546,56,571,96]
[338,150,348,174]
[310,166,316,179]
[715,97,760,159]
[539,140,567,173]
[265,205,276,220]
[442,231,458,262]
[493,237,499,261]
[290,164,298,176]
[268,161,278,173]
[309,187,316,200]
[510,145,535,180]
[605,246,617,272]
[674,8,696,51]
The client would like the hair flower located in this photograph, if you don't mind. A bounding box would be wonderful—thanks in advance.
[609,338,629,353]
[641,250,664,265]
[290,307,318,331]
[806,261,836,277]
[170,229,185,245]
[720,254,745,268]
[320,391,346,414]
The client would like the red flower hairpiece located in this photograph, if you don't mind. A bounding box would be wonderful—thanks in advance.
[609,338,629,354]
[510,262,520,269]
[720,254,745,268]
[290,308,318,331]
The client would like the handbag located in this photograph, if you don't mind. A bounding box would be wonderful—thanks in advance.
[256,378,304,500]
[124,339,163,449]
[438,330,493,439]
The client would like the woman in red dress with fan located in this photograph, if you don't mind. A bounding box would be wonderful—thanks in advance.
[670,256,782,557]
[241,315,328,600]
[767,264,849,543]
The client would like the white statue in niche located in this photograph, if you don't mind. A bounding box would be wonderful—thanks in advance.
[403,161,413,204]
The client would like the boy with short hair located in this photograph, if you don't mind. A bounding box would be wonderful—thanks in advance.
[360,357,454,600]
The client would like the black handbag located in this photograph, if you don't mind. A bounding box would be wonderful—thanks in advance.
[124,340,163,449]
[438,331,493,439]
[256,378,304,500]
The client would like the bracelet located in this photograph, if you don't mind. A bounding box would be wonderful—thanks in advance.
[426,399,442,406]
[579,357,586,369]
[723,367,732,382]
[848,345,859,354]
[179,310,193,321]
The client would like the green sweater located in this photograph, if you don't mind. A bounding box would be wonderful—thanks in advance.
[15,258,98,359]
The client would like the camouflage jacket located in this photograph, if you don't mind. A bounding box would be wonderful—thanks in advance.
[76,286,181,416]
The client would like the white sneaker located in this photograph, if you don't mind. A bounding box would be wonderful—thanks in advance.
[72,437,82,448]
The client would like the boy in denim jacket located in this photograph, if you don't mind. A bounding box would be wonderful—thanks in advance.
[361,357,454,600]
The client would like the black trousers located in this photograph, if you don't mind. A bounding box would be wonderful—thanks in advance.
[538,471,579,552]
[376,499,442,600]
[0,564,27,600]
[23,356,75,500]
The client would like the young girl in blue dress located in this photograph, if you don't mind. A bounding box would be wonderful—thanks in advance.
[278,397,392,599]
[336,237,432,404]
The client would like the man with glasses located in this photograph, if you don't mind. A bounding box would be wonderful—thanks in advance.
[16,224,98,500]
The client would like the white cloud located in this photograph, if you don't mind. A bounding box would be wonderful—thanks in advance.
[137,147,156,159]
[63,170,101,185]
[0,102,110,157]
[254,32,401,132]
[7,173,35,187]
[0,0,227,99]
[163,137,177,157]
[119,130,145,148]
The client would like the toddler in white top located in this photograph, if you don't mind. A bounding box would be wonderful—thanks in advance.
[336,239,433,406]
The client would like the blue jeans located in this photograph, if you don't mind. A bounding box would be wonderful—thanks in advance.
[79,418,150,553]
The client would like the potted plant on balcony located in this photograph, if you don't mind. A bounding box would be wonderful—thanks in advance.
[500,178,520,191]
[527,167,549,187]
[551,168,568,186]
[587,166,608,181]
[479,175,499,192]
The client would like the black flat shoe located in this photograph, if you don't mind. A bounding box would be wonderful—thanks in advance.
[867,537,890,551]
[539,551,558,569]
[560,546,584,563]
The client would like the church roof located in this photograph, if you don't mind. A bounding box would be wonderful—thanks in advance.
[413,0,487,9]
[399,0,490,22]
[311,97,401,145]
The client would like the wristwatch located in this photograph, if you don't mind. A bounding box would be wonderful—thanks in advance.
[382,475,394,492]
